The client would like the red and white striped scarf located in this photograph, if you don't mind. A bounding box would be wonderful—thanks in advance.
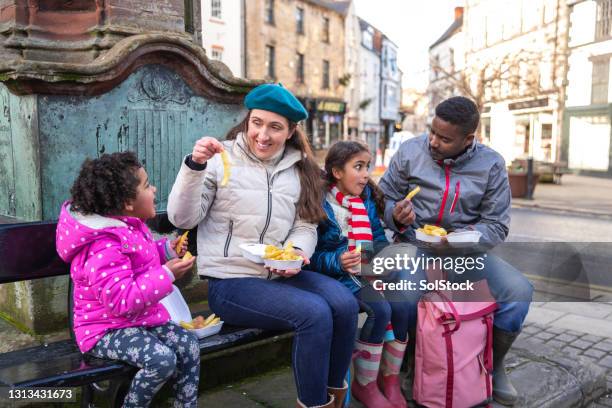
[330,184,373,251]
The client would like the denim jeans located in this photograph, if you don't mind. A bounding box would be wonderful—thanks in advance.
[396,250,534,334]
[357,276,413,343]
[207,270,359,406]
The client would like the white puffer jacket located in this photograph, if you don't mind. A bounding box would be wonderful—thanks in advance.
[167,133,317,279]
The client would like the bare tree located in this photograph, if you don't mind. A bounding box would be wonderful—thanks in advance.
[429,49,548,113]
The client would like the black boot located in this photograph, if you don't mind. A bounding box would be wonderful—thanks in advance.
[492,327,519,406]
[400,328,416,401]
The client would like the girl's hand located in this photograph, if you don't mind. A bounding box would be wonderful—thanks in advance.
[165,257,196,280]
[340,250,361,275]
[192,136,224,164]
[171,236,189,257]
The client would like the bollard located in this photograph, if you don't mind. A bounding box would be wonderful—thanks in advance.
[526,158,534,200]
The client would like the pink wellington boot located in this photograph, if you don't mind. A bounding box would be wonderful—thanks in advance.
[377,339,408,408]
[351,340,395,408]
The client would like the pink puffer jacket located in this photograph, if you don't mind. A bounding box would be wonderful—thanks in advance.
[56,201,174,353]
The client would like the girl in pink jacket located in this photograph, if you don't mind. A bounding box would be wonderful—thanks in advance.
[56,152,199,408]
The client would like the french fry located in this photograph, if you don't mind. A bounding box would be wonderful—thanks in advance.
[209,317,221,326]
[203,313,216,326]
[220,150,230,187]
[406,186,421,201]
[179,320,194,330]
[263,244,302,261]
[417,224,448,237]
[176,231,189,251]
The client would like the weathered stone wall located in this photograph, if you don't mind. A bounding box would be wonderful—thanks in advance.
[244,0,346,101]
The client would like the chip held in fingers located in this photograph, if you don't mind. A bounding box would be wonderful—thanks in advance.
[220,150,230,187]
[406,186,421,201]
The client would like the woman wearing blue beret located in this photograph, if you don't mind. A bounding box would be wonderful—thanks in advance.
[168,84,358,408]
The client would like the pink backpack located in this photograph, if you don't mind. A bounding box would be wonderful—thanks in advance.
[413,284,497,408]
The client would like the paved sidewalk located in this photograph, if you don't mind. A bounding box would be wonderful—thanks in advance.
[512,174,612,218]
[200,292,612,407]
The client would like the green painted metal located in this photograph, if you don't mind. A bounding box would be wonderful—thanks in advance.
[0,87,42,221]
[30,64,246,220]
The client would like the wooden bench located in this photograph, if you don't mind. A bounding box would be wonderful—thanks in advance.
[0,219,289,407]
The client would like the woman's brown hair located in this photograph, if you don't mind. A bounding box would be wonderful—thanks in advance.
[323,140,386,218]
[225,112,326,223]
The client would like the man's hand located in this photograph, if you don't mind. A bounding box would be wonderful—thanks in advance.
[392,199,416,228]
[191,136,224,164]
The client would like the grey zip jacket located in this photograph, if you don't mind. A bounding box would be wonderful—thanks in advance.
[167,133,317,279]
[378,134,511,248]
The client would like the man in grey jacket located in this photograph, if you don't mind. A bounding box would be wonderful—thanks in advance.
[379,96,533,406]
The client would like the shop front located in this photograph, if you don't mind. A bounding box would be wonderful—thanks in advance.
[300,97,346,150]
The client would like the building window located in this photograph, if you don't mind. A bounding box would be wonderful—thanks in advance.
[296,7,305,34]
[211,47,223,61]
[211,0,221,19]
[322,16,330,43]
[265,0,275,25]
[322,60,330,89]
[591,58,610,104]
[296,53,305,83]
[266,45,275,78]
[596,0,612,39]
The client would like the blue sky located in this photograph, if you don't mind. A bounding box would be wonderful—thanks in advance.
[354,0,463,90]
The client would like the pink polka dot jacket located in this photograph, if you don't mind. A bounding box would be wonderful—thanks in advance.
[56,201,175,353]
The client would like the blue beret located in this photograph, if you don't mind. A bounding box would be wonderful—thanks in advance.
[245,84,308,123]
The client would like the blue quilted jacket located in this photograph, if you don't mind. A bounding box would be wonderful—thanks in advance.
[306,185,389,293]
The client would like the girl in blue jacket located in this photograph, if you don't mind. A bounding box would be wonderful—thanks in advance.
[308,141,411,408]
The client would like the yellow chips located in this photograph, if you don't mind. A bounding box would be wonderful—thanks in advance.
[263,242,302,261]
[182,251,193,261]
[406,186,421,201]
[220,150,230,187]
[180,313,220,330]
[176,231,189,250]
[417,224,448,237]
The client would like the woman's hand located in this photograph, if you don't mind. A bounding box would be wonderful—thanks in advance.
[267,267,301,278]
[171,236,189,257]
[165,257,196,280]
[266,249,309,278]
[340,250,361,275]
[191,136,224,164]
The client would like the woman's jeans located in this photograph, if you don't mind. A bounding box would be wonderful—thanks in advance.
[397,250,534,334]
[90,323,200,408]
[357,277,413,343]
[207,270,359,406]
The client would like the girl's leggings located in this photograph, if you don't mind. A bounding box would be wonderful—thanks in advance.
[89,322,200,408]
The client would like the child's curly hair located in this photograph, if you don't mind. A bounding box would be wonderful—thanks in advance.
[70,152,143,216]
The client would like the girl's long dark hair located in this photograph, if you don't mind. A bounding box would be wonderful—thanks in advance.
[324,141,385,218]
[225,112,326,224]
